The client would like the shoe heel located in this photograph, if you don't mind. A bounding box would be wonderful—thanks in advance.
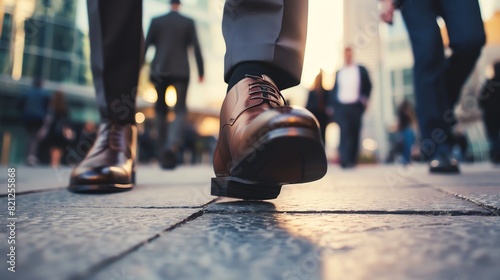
[131,170,136,184]
[130,162,136,184]
[211,177,282,200]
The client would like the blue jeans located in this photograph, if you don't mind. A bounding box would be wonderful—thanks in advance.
[398,128,415,164]
[400,0,485,159]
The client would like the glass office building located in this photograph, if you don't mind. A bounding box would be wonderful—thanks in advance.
[0,0,224,164]
[0,0,91,85]
[0,0,94,164]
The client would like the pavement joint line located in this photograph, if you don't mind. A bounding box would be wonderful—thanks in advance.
[40,198,220,210]
[203,210,498,216]
[44,205,208,209]
[0,186,67,197]
[138,182,210,188]
[431,189,500,216]
[68,198,220,279]
[68,208,207,280]
[0,180,210,198]
[406,177,500,215]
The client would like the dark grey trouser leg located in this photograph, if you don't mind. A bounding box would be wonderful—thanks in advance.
[337,104,363,166]
[222,0,308,90]
[165,80,189,151]
[154,77,169,154]
[87,0,143,123]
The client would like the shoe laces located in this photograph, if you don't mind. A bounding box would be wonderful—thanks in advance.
[246,74,287,106]
[92,123,125,151]
[108,124,126,151]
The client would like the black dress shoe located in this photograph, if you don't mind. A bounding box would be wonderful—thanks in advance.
[429,154,460,174]
[160,148,177,170]
[340,162,355,169]
[491,154,500,165]
[68,122,137,193]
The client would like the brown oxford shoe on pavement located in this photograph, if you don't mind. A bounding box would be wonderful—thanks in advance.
[68,122,136,193]
[212,74,327,200]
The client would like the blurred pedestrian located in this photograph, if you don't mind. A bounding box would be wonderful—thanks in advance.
[17,77,49,166]
[478,61,500,165]
[380,0,486,173]
[328,47,372,168]
[306,70,329,144]
[39,90,73,168]
[137,123,156,164]
[395,100,416,165]
[145,0,204,169]
[70,0,327,198]
[451,125,472,163]
[75,121,97,161]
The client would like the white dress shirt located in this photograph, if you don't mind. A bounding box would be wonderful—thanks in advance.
[337,64,360,104]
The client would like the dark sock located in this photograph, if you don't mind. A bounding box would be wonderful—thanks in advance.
[102,117,136,125]
[226,62,288,92]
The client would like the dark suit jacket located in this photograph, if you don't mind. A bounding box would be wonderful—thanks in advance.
[145,11,204,80]
[328,65,372,107]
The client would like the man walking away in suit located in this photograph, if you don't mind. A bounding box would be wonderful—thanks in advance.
[328,47,372,169]
[145,0,204,169]
[380,0,485,173]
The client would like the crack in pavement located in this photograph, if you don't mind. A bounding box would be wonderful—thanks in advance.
[65,202,498,280]
[44,198,219,210]
[431,186,500,215]
[0,186,67,197]
[203,209,498,216]
[68,209,207,280]
[407,177,500,215]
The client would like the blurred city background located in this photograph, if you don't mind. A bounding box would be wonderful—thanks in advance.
[0,0,499,166]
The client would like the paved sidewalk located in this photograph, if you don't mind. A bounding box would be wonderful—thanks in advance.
[0,163,499,280]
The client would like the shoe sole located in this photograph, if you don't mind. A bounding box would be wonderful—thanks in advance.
[429,167,460,174]
[68,183,134,193]
[68,172,135,194]
[429,160,460,174]
[211,127,327,200]
[211,177,281,200]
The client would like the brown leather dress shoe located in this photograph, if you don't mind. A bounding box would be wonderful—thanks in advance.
[68,122,137,193]
[212,75,327,200]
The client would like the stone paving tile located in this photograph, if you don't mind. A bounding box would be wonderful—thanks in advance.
[0,166,71,194]
[278,214,500,280]
[406,163,499,186]
[273,183,488,213]
[404,163,500,210]
[91,212,322,280]
[1,165,214,208]
[0,207,199,280]
[136,165,214,185]
[320,165,419,186]
[0,165,214,195]
[208,174,490,213]
[91,213,500,280]
[1,164,498,280]
[10,183,214,208]
[433,185,500,210]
